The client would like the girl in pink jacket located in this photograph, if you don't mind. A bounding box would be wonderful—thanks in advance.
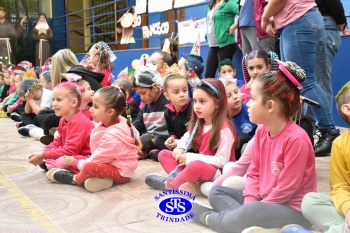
[46,86,140,192]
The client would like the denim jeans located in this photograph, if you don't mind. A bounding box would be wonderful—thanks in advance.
[315,16,341,110]
[279,8,336,132]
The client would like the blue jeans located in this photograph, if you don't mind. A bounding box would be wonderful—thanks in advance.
[279,8,336,132]
[315,16,341,110]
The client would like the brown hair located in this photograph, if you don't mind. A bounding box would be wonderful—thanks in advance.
[96,86,139,145]
[255,68,304,118]
[188,78,237,151]
[163,73,187,91]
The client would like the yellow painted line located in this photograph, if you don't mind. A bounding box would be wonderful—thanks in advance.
[0,175,63,232]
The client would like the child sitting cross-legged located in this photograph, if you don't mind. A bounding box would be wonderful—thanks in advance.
[132,65,170,161]
[46,86,140,192]
[28,82,94,171]
[145,78,238,195]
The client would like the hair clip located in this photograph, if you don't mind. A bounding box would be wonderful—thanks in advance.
[188,77,220,97]
[277,60,303,90]
[268,51,279,61]
[76,85,85,95]
[219,76,237,87]
[65,73,82,82]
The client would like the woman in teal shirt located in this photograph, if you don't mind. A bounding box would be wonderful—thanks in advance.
[205,0,239,78]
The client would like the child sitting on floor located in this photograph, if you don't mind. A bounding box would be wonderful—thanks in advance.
[28,82,94,171]
[132,65,170,161]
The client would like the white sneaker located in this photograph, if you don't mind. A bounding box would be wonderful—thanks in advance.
[28,127,44,139]
[242,227,281,233]
[45,168,61,182]
[84,177,113,192]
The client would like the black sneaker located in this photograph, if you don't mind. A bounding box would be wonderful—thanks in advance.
[10,113,21,122]
[149,149,160,161]
[40,135,54,145]
[191,202,214,226]
[145,173,167,191]
[6,111,11,117]
[39,161,48,171]
[314,129,340,157]
[18,124,36,136]
[53,169,76,185]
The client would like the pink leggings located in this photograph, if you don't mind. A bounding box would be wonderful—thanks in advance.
[74,162,130,185]
[159,150,217,189]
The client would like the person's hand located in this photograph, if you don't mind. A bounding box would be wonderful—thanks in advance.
[228,25,235,35]
[28,152,43,165]
[262,16,276,36]
[165,137,175,149]
[343,30,350,36]
[25,90,34,101]
[345,208,350,232]
[3,96,9,103]
[20,16,27,26]
[39,28,46,35]
[64,156,75,166]
[176,153,187,166]
[7,105,14,112]
[238,44,242,50]
[338,23,347,31]
[172,148,184,159]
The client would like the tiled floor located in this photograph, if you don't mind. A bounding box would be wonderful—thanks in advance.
[0,117,344,232]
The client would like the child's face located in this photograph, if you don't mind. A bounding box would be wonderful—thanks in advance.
[164,78,188,111]
[135,86,159,104]
[193,88,218,125]
[52,88,77,117]
[225,82,242,116]
[14,75,21,88]
[151,52,163,71]
[89,49,99,66]
[10,73,16,86]
[247,80,268,124]
[219,65,236,79]
[247,58,270,81]
[40,77,52,90]
[33,87,43,100]
[90,92,108,124]
[3,73,10,85]
[81,83,94,104]
[0,75,4,85]
[178,57,188,78]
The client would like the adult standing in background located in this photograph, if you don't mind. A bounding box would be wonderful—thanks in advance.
[0,7,27,63]
[315,0,348,110]
[261,0,339,157]
[204,0,239,78]
[238,0,277,56]
[32,13,53,67]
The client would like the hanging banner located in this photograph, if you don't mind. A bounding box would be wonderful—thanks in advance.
[174,0,206,8]
[160,0,173,12]
[177,18,206,44]
[135,0,147,14]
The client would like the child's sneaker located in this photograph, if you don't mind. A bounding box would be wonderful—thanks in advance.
[28,126,44,139]
[45,168,60,182]
[16,121,24,128]
[39,161,48,171]
[145,173,167,191]
[242,227,281,233]
[52,169,76,185]
[10,112,21,122]
[281,224,314,233]
[149,149,160,161]
[40,135,54,145]
[84,177,113,192]
[18,124,36,136]
[200,182,213,197]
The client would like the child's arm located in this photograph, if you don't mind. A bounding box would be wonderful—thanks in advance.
[213,137,254,186]
[2,93,13,103]
[24,91,43,114]
[132,107,146,134]
[185,128,234,168]
[28,152,44,165]
[43,122,91,160]
[330,137,350,216]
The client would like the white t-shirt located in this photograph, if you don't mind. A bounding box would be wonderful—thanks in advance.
[35,88,52,108]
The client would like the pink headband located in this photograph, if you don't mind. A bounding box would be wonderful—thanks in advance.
[277,60,303,90]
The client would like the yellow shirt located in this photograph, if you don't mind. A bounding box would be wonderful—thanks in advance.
[330,130,350,216]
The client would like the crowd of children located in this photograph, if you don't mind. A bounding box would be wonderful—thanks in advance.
[0,35,348,233]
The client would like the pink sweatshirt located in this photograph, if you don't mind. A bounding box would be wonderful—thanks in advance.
[43,111,94,160]
[73,116,140,178]
[243,120,317,211]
